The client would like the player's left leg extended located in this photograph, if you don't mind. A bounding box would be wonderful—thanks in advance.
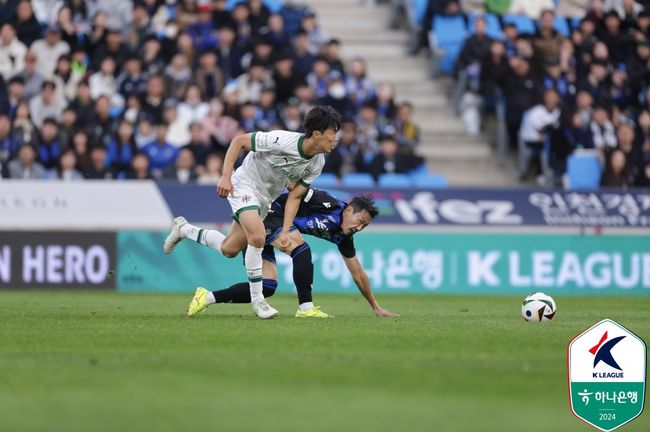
[164,218,247,258]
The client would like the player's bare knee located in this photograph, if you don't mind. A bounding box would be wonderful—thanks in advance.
[248,234,266,248]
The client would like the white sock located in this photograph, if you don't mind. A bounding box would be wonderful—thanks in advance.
[199,229,226,256]
[299,302,314,312]
[179,223,200,241]
[205,291,216,305]
[245,245,264,303]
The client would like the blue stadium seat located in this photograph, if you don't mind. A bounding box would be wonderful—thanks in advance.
[570,17,582,31]
[411,0,428,25]
[567,152,602,190]
[412,173,448,188]
[554,17,571,36]
[341,173,375,188]
[502,15,536,35]
[378,173,413,188]
[467,13,503,39]
[432,15,467,46]
[311,173,339,188]
[431,15,467,74]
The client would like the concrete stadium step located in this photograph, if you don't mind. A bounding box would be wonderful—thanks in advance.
[426,159,517,186]
[364,57,429,73]
[341,43,408,59]
[368,67,432,83]
[417,143,492,160]
[333,31,409,44]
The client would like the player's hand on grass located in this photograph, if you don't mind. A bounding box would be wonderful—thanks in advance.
[374,306,399,317]
[217,176,233,198]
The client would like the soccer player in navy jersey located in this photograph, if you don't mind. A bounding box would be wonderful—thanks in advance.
[181,189,398,318]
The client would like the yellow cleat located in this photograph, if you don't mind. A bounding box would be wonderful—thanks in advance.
[187,287,209,317]
[295,306,334,318]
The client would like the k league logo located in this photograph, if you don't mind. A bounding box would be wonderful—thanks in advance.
[568,319,646,432]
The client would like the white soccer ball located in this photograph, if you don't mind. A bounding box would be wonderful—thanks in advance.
[521,292,557,322]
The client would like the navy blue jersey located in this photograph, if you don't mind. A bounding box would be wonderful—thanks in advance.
[264,189,356,258]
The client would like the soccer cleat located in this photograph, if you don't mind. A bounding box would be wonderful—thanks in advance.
[295,306,334,318]
[163,216,187,254]
[187,287,209,317]
[252,299,279,319]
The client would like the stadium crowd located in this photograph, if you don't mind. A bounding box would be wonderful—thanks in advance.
[439,0,650,187]
[0,0,423,184]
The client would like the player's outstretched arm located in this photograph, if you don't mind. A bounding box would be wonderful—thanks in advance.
[217,134,252,197]
[343,255,399,317]
[277,182,309,248]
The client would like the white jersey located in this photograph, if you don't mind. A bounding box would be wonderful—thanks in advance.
[229,130,325,217]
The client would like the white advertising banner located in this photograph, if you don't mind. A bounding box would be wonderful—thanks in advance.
[0,180,172,231]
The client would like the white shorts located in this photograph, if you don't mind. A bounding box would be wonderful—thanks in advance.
[227,181,271,223]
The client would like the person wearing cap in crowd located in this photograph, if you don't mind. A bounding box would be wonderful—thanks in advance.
[188,2,217,52]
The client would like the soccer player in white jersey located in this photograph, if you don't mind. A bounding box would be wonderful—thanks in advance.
[163,106,342,319]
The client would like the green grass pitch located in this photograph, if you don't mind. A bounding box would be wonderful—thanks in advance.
[0,292,648,432]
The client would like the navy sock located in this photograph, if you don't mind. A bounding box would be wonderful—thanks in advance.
[291,243,313,305]
[212,279,277,303]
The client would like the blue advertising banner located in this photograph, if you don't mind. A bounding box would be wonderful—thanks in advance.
[158,183,650,228]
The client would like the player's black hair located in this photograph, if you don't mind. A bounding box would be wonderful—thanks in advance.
[303,105,342,138]
[349,195,379,219]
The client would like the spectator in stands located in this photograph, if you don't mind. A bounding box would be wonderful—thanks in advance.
[14,1,42,48]
[518,88,561,181]
[534,10,564,64]
[455,16,492,79]
[141,36,165,76]
[345,56,375,110]
[71,129,92,174]
[503,23,519,57]
[56,148,84,181]
[58,107,77,148]
[590,105,618,150]
[504,57,540,149]
[601,148,630,187]
[234,57,273,103]
[164,53,192,101]
[239,100,261,133]
[610,67,634,110]
[323,121,364,178]
[107,120,137,179]
[15,51,44,101]
[164,147,197,183]
[197,152,223,185]
[542,57,571,99]
[8,144,44,179]
[394,102,420,150]
[117,56,148,100]
[356,101,381,156]
[86,145,113,179]
[127,152,153,180]
[188,3,217,52]
[201,98,239,152]
[184,122,211,167]
[301,10,327,54]
[508,0,555,19]
[369,135,414,181]
[0,23,26,81]
[29,81,65,129]
[627,40,650,98]
[5,77,24,120]
[480,41,509,97]
[35,118,62,170]
[307,56,337,99]
[617,122,643,176]
[272,53,297,104]
[142,123,178,177]
[88,95,116,148]
[12,101,34,145]
[177,84,210,125]
[279,97,304,132]
[638,110,650,153]
[216,24,244,81]
[323,38,345,75]
[575,90,595,125]
[92,28,130,73]
[31,26,70,78]
[52,54,83,102]
[291,29,315,80]
[194,50,224,101]
[141,75,166,124]
[550,111,594,182]
[256,86,281,130]
[267,13,291,49]
[0,113,19,166]
[318,77,355,121]
[89,56,117,100]
[163,99,190,148]
[69,80,94,128]
[374,82,397,124]
[247,0,271,35]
